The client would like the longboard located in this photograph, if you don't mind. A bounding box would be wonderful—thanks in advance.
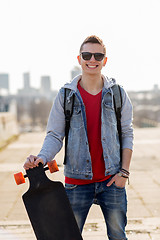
[14,161,83,240]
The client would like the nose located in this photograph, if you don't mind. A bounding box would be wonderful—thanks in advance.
[90,54,95,61]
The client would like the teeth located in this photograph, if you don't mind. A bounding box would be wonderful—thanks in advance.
[87,65,97,69]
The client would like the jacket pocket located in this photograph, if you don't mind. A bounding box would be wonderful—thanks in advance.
[70,107,83,129]
[103,102,116,123]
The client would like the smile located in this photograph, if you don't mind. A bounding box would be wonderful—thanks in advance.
[86,64,98,69]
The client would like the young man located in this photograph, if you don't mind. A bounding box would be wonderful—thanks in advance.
[24,36,133,240]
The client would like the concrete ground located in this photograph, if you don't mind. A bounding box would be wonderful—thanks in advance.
[0,128,160,239]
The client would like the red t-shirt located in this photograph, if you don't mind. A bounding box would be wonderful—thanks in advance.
[65,82,111,184]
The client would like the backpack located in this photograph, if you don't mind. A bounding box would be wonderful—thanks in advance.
[64,84,122,165]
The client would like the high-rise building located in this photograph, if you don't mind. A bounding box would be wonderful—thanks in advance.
[0,74,9,90]
[18,72,39,97]
[23,72,30,90]
[41,76,51,93]
[153,84,159,93]
[71,66,81,79]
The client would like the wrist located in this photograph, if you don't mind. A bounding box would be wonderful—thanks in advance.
[117,172,129,178]
[120,168,130,176]
[118,168,130,184]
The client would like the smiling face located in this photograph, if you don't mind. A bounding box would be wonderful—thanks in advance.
[77,43,107,76]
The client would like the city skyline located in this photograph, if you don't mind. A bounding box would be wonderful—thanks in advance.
[0,66,82,94]
[0,68,159,95]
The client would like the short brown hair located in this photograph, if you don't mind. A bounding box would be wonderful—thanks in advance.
[80,35,106,55]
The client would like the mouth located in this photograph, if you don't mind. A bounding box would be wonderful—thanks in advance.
[86,64,99,69]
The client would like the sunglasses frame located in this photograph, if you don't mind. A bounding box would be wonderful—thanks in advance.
[81,52,105,61]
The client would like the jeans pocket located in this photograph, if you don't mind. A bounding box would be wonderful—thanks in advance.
[65,183,78,190]
[112,182,125,190]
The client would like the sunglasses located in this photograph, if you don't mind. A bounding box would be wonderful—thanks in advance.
[81,52,105,61]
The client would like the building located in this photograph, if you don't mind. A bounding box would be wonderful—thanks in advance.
[0,73,9,90]
[0,73,9,95]
[23,72,30,90]
[71,66,81,79]
[40,76,51,94]
[18,72,39,97]
[153,84,159,93]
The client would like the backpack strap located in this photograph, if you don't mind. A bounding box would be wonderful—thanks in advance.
[64,88,75,165]
[111,84,122,165]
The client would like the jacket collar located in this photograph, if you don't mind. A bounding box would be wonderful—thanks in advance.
[63,74,116,92]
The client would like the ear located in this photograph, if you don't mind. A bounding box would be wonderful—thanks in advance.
[103,57,107,66]
[77,55,81,65]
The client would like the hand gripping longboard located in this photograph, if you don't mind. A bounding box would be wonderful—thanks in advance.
[14,160,59,185]
[14,161,83,240]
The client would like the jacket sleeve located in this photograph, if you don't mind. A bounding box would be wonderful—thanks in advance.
[37,88,65,165]
[120,87,134,150]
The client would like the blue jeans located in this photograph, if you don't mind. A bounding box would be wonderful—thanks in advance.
[65,177,128,240]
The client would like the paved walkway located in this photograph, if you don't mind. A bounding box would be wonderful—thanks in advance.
[0,128,160,239]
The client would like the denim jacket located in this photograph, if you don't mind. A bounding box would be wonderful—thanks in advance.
[38,75,133,180]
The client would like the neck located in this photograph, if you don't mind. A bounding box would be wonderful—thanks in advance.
[80,73,104,95]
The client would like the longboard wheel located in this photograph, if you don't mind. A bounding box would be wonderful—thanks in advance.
[47,160,59,173]
[14,172,25,185]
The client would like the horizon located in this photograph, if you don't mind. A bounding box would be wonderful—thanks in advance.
[0,69,159,95]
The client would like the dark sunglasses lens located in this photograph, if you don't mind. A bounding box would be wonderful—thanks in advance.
[94,53,104,61]
[81,52,92,60]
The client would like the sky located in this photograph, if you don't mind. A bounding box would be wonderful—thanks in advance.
[0,0,160,94]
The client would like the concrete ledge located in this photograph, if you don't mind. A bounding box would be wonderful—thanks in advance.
[0,113,19,149]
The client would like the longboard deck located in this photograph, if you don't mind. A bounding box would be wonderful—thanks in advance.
[22,164,83,240]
